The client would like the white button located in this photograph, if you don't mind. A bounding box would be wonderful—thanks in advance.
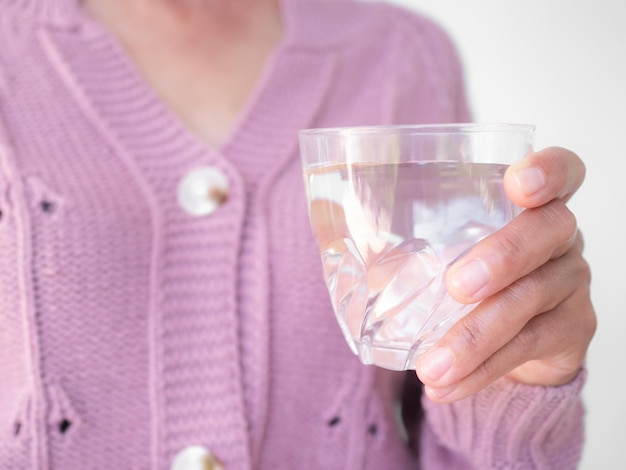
[177,166,229,216]
[170,445,224,470]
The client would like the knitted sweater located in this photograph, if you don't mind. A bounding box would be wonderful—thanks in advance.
[0,0,586,469]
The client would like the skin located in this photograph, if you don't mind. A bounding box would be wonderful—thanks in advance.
[82,1,596,404]
[415,147,596,403]
[82,0,284,148]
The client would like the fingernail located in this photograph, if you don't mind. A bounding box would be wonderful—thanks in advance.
[425,384,456,400]
[513,167,546,196]
[450,259,490,297]
[419,347,454,381]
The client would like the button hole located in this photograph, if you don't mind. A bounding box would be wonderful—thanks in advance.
[13,421,21,436]
[327,416,341,427]
[368,423,378,435]
[58,419,72,434]
[40,200,55,213]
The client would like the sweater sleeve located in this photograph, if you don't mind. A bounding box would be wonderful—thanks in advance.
[384,6,587,469]
[418,369,586,469]
[388,5,472,125]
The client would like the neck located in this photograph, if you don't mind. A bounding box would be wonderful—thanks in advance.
[83,0,261,17]
[82,0,281,47]
[79,0,284,149]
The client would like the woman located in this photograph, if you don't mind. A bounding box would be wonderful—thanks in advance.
[0,0,595,468]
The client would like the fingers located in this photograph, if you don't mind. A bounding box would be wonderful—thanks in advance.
[446,200,579,304]
[415,147,594,403]
[416,238,594,403]
[504,146,586,208]
[423,290,592,403]
[448,146,585,305]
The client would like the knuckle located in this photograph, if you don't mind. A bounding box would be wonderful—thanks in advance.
[502,274,545,311]
[512,321,540,352]
[541,203,579,259]
[573,229,585,253]
[578,257,592,286]
[572,286,597,339]
[546,202,578,241]
[587,309,598,339]
[518,271,545,297]
[561,251,592,286]
[474,356,499,383]
[583,306,598,340]
[457,316,490,350]
[491,230,524,266]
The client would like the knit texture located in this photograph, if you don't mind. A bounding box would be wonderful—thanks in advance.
[0,0,586,469]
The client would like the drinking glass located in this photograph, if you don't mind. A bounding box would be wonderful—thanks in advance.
[299,123,535,370]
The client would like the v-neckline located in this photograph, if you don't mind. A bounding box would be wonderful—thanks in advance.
[69,0,295,160]
[40,0,337,189]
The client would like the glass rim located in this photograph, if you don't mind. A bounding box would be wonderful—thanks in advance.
[298,122,535,137]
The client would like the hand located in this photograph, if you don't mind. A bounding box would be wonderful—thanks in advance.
[415,147,596,403]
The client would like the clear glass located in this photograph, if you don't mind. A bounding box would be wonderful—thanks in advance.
[299,123,535,370]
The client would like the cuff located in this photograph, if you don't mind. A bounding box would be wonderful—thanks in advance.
[420,368,587,469]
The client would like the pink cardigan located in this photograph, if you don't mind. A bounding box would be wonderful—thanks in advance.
[0,0,586,468]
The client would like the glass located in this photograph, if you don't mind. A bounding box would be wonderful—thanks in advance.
[299,123,535,370]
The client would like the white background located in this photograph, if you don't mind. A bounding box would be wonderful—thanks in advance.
[367,0,626,468]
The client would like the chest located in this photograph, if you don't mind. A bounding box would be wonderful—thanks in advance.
[131,40,279,148]
[86,3,284,149]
